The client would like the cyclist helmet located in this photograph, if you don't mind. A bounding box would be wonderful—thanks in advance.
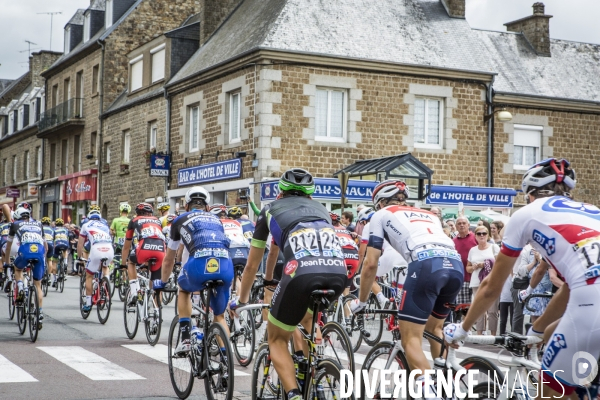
[41,216,52,225]
[166,214,177,225]
[119,203,131,213]
[55,218,65,226]
[372,180,410,210]
[228,206,243,219]
[357,207,375,222]
[278,168,315,196]
[87,210,101,220]
[210,204,227,216]
[184,186,210,205]
[521,158,576,197]
[135,202,154,215]
[89,204,101,212]
[17,201,33,212]
[158,202,170,212]
[15,206,30,220]
[329,212,340,223]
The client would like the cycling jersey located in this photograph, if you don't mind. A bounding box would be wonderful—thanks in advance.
[125,216,165,271]
[110,216,130,247]
[222,218,250,266]
[43,226,55,256]
[334,225,359,281]
[239,219,255,240]
[362,222,407,277]
[0,222,10,249]
[160,213,176,228]
[80,219,114,274]
[500,196,600,389]
[368,205,463,323]
[168,210,232,315]
[9,219,46,280]
[53,227,70,249]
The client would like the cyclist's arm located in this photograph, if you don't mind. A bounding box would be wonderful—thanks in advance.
[162,247,177,283]
[175,243,184,263]
[532,283,569,334]
[2,204,11,222]
[76,236,86,259]
[358,214,384,303]
[238,245,264,303]
[264,242,280,281]
[548,267,564,288]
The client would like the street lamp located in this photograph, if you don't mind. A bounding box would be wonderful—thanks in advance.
[484,108,513,123]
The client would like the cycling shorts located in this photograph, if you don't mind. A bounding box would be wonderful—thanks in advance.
[129,238,165,272]
[177,256,233,315]
[51,245,68,260]
[14,243,46,281]
[269,255,347,331]
[273,251,286,282]
[46,244,54,258]
[541,283,600,392]
[397,255,464,324]
[86,243,114,275]
[228,247,249,268]
[83,240,91,254]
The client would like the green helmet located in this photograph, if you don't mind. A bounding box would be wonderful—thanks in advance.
[278,168,315,196]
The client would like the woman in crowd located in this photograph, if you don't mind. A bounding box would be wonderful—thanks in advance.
[490,220,504,245]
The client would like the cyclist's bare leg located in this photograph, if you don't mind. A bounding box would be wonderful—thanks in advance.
[85,271,93,297]
[293,310,321,357]
[267,322,298,394]
[262,288,273,321]
[398,319,429,373]
[178,289,192,319]
[101,265,109,279]
[34,279,43,308]
[543,319,560,343]
[424,315,445,360]
[372,281,382,296]
[127,260,137,281]
[343,287,351,318]
[213,314,230,347]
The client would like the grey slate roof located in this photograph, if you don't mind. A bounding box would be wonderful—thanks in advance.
[67,9,86,26]
[103,87,164,116]
[170,0,493,85]
[0,72,29,100]
[89,0,106,12]
[474,30,600,102]
[0,79,13,93]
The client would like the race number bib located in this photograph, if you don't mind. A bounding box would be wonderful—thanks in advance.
[289,228,320,259]
[319,228,343,258]
[573,236,600,279]
[117,237,126,246]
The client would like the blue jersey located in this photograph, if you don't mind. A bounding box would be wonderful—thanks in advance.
[239,219,255,241]
[53,226,70,249]
[80,217,109,227]
[0,222,10,246]
[168,210,230,254]
[9,219,45,247]
[43,226,55,247]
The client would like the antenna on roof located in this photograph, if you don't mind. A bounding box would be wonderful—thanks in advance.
[20,40,40,56]
[37,11,62,51]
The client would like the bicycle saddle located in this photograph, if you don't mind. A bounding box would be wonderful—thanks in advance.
[204,279,225,289]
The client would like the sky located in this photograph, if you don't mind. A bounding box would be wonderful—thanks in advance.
[0,0,599,80]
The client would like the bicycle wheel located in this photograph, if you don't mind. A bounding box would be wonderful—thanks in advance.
[118,269,128,302]
[306,358,353,400]
[459,356,505,394]
[203,322,234,400]
[360,341,410,400]
[123,288,139,338]
[336,295,362,352]
[97,277,112,324]
[162,276,176,305]
[17,290,26,334]
[321,321,355,373]
[362,294,383,346]
[80,278,91,319]
[28,285,40,342]
[42,273,49,297]
[468,382,501,400]
[229,308,256,367]
[8,280,16,320]
[167,316,194,399]
[58,268,65,293]
[145,292,162,346]
[251,343,281,399]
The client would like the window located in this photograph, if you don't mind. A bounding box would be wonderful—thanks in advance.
[149,121,157,150]
[151,44,165,83]
[92,65,99,94]
[64,26,71,54]
[13,110,18,133]
[105,142,111,164]
[414,98,443,148]
[2,159,7,185]
[105,0,113,28]
[36,146,42,176]
[23,151,30,180]
[12,155,17,182]
[50,143,57,177]
[18,107,24,130]
[8,113,14,134]
[83,12,91,42]
[63,78,71,104]
[73,135,81,173]
[228,92,241,143]
[76,71,84,116]
[130,56,143,92]
[61,139,69,175]
[315,88,346,141]
[514,125,542,169]
[91,131,97,157]
[52,84,58,108]
[189,105,200,152]
[122,131,131,163]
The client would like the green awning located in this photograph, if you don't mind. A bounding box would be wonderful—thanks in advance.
[442,208,493,223]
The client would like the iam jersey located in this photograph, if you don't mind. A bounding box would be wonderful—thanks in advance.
[221,218,250,248]
[80,220,113,246]
[501,196,600,289]
[368,205,457,263]
[168,211,230,256]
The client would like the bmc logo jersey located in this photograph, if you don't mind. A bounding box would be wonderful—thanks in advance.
[126,216,165,242]
[501,196,600,289]
[221,218,250,248]
[167,211,230,255]
[80,220,112,246]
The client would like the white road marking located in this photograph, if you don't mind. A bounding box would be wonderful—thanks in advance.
[122,344,250,376]
[0,354,38,383]
[38,346,145,381]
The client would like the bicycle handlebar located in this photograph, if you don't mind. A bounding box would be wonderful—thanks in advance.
[523,292,553,312]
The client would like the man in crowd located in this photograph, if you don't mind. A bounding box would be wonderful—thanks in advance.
[453,216,477,305]
[341,211,356,233]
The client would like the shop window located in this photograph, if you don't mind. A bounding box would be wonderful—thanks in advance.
[315,88,347,141]
[514,125,542,169]
[151,44,165,83]
[148,121,157,150]
[414,97,443,149]
[189,105,200,152]
[228,92,241,144]
[130,56,143,92]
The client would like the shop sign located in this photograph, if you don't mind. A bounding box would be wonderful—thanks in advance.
[178,159,241,186]
[63,175,97,203]
[6,187,20,198]
[425,185,517,208]
[27,183,38,197]
[150,153,170,177]
[260,178,378,202]
[42,184,60,203]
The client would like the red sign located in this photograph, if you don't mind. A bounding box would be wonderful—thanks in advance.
[63,174,97,203]
[6,187,20,198]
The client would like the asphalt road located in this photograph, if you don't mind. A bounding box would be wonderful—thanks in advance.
[0,276,509,400]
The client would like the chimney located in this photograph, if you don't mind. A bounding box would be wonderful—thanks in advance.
[29,51,62,88]
[441,0,465,19]
[200,0,243,45]
[504,2,553,56]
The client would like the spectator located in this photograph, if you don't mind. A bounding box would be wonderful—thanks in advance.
[445,219,457,237]
[490,220,504,245]
[442,223,452,238]
[354,205,366,236]
[430,206,444,225]
[511,244,538,334]
[523,263,553,324]
[341,211,355,232]
[452,216,477,305]
[467,225,500,334]
[499,274,513,335]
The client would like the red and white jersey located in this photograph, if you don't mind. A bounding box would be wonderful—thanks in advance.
[501,196,600,289]
[80,220,112,246]
[367,205,456,262]
[221,218,250,248]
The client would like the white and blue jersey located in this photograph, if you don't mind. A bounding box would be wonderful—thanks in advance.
[9,219,46,280]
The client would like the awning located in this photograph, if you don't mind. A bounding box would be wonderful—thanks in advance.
[334,153,433,200]
[259,178,377,203]
[425,185,517,208]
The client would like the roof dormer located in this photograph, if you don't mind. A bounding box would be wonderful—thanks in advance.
[64,9,85,54]
[83,0,106,43]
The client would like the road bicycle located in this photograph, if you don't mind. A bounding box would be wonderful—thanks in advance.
[326,292,363,352]
[110,254,129,301]
[168,279,234,400]
[6,265,16,320]
[55,251,68,293]
[14,261,42,342]
[162,261,181,305]
[41,266,50,297]
[252,288,352,400]
[79,258,112,324]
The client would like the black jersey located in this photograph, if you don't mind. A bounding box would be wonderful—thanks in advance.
[9,219,45,245]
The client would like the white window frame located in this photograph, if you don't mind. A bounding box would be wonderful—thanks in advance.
[513,124,542,170]
[228,92,241,144]
[18,107,24,130]
[36,146,42,176]
[12,155,17,182]
[105,0,113,28]
[24,151,30,180]
[149,121,157,150]
[150,44,166,83]
[130,55,144,92]
[8,113,13,135]
[189,105,200,152]
[64,26,71,54]
[106,143,111,164]
[315,87,348,142]
[413,97,444,149]
[122,131,131,163]
[83,12,91,42]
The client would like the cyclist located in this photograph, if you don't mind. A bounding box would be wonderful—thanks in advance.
[162,214,177,241]
[444,158,600,399]
[231,168,347,400]
[3,204,48,322]
[228,206,255,241]
[351,180,463,397]
[77,209,114,312]
[50,218,70,286]
[158,202,174,228]
[0,214,12,291]
[212,205,250,290]
[110,203,131,255]
[41,217,55,286]
[161,187,233,355]
[121,203,166,306]
[80,204,108,227]
[330,211,360,288]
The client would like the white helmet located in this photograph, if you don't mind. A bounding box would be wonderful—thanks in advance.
[357,207,375,222]
[15,206,30,220]
[184,186,210,205]
[372,180,410,209]
[521,158,576,195]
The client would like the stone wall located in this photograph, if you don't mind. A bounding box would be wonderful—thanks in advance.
[30,51,62,89]
[200,0,242,45]
[1,133,42,187]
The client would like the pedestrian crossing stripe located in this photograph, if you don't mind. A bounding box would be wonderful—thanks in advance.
[0,354,38,383]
